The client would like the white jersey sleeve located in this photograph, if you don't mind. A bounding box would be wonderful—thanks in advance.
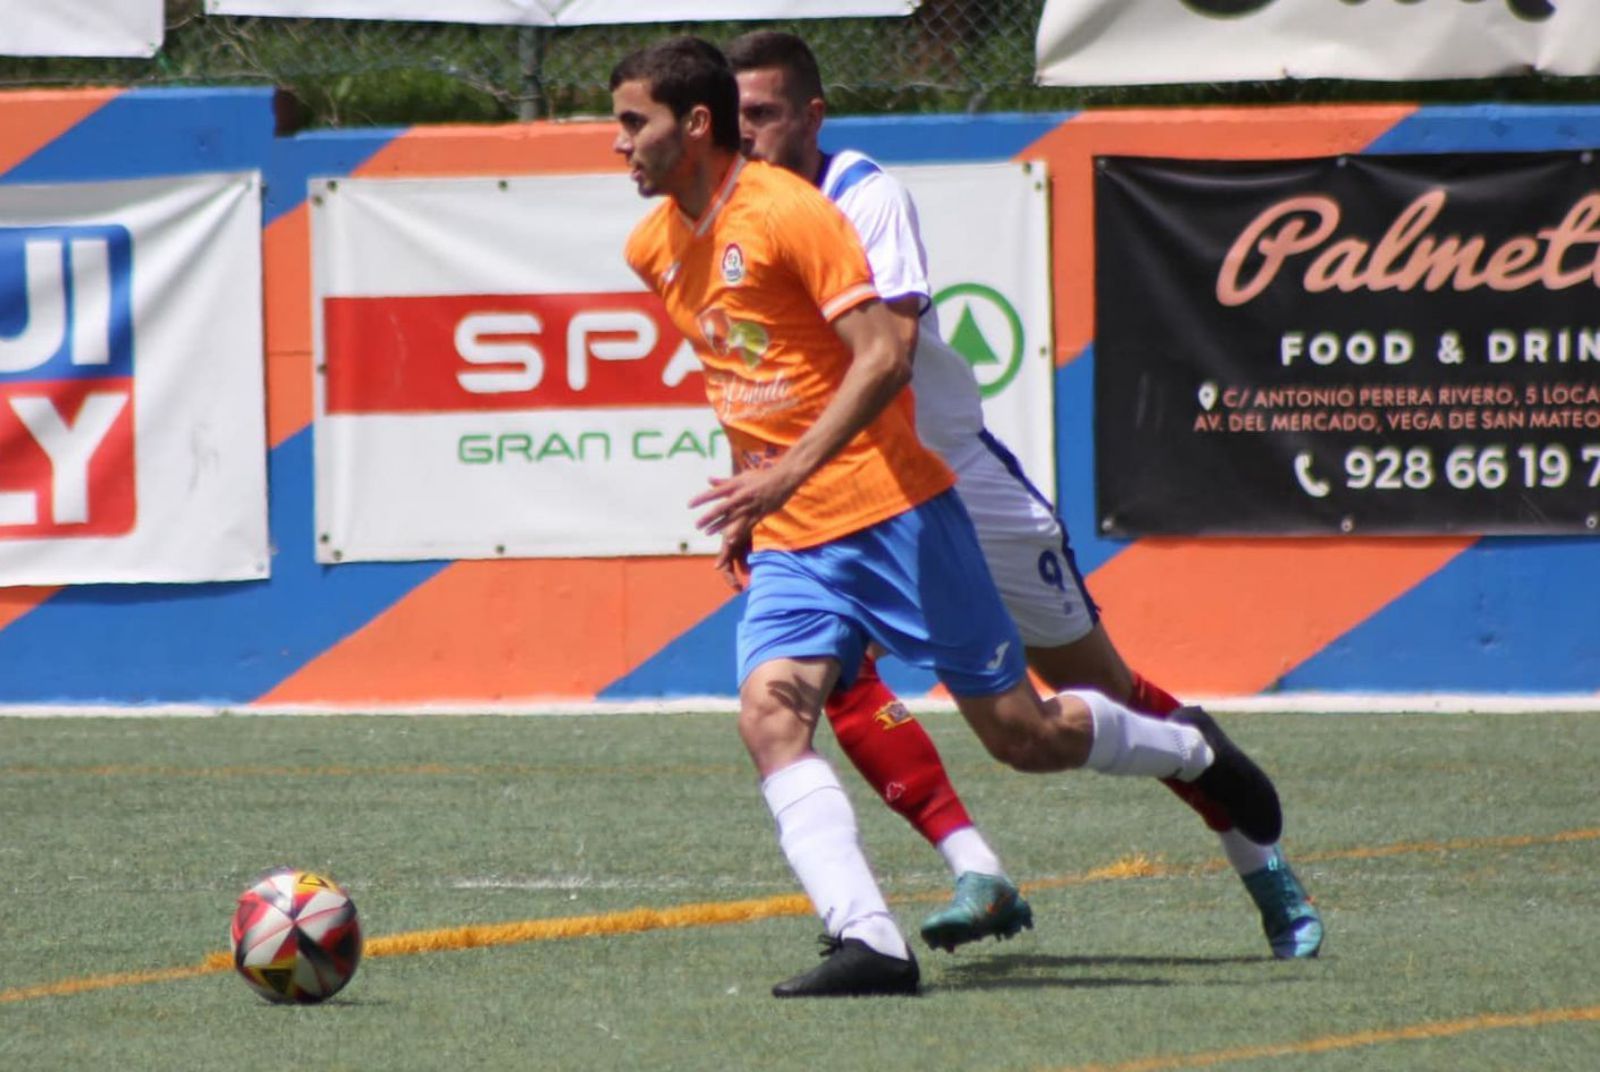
[822,150,987,465]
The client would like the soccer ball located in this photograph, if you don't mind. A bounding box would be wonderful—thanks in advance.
[229,867,363,1004]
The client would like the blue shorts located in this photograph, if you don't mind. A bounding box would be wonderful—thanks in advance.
[736,489,1027,697]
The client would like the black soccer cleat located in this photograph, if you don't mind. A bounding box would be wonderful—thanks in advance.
[771,936,921,998]
[1172,706,1283,846]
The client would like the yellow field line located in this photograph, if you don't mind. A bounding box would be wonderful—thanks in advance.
[1046,1004,1600,1072]
[3,826,1595,1007]
[1017,826,1600,895]
[0,963,225,1004]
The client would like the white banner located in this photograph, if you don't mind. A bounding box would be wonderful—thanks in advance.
[208,0,916,26]
[1037,0,1596,85]
[0,173,269,585]
[312,163,1052,562]
[0,0,162,58]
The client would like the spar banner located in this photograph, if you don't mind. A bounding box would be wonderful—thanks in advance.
[312,163,1051,562]
[208,0,917,24]
[0,172,269,584]
[0,0,163,57]
[1095,152,1600,537]
[1037,0,1594,85]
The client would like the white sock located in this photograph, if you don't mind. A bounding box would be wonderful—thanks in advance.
[1076,689,1213,780]
[1220,829,1278,875]
[935,826,1005,880]
[761,755,909,961]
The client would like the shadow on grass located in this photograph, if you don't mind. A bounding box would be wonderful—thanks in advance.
[929,951,1284,993]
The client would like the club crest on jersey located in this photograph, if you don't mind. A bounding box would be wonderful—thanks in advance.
[720,243,746,285]
[698,305,770,368]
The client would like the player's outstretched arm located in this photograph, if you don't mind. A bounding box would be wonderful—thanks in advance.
[689,299,909,549]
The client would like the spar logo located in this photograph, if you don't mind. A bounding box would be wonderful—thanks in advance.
[0,226,136,538]
[322,291,703,413]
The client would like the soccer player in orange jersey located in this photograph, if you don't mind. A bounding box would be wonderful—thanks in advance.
[612,36,1283,998]
[725,30,1322,961]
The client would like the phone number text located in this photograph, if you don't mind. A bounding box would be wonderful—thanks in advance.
[1295,443,1600,495]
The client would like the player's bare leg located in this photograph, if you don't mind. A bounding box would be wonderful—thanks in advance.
[739,656,920,997]
[825,657,1033,952]
[950,681,1283,846]
[1025,625,1321,957]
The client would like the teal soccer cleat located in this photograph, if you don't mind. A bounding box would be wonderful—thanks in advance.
[919,872,1034,952]
[1242,849,1324,959]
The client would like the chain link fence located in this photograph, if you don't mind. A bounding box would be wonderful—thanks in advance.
[2,2,1589,129]
[0,1,1058,128]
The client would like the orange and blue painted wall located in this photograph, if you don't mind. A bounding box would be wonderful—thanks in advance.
[1,87,1596,707]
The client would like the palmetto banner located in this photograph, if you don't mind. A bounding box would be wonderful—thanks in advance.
[1038,0,1592,86]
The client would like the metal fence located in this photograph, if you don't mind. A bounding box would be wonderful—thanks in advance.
[0,1,1052,127]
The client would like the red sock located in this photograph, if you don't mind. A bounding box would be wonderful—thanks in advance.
[1128,671,1234,833]
[825,657,973,846]
[1127,672,1181,717]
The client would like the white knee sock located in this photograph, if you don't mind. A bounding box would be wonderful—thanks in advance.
[762,755,909,960]
[1220,828,1278,875]
[936,826,1005,880]
[1076,690,1212,780]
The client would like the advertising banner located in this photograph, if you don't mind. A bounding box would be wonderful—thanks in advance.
[1095,152,1600,537]
[1037,0,1596,86]
[0,172,269,584]
[0,0,162,58]
[208,0,917,25]
[313,162,1052,561]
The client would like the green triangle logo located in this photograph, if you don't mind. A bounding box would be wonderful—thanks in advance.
[948,304,1000,369]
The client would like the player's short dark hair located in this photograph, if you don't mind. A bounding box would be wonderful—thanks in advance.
[724,30,826,107]
[609,36,741,152]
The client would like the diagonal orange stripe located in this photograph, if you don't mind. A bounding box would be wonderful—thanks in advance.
[1087,536,1470,696]
[0,587,57,632]
[256,556,733,705]
[0,89,119,176]
[352,120,618,180]
[1017,104,1418,363]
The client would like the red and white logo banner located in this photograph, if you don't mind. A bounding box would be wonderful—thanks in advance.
[312,164,1051,562]
[0,172,268,584]
[1037,0,1595,85]
[0,0,163,58]
[207,0,917,26]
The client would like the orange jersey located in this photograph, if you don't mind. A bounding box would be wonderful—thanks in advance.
[625,158,953,551]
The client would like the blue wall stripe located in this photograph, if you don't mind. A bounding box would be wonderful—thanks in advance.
[826,112,1074,164]
[1283,536,1600,693]
[0,431,447,704]
[2,88,277,186]
[599,595,744,699]
[264,127,409,225]
[1364,104,1600,155]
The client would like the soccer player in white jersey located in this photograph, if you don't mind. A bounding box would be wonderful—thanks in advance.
[725,30,1323,960]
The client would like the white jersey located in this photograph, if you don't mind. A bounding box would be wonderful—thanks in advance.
[819,150,988,469]
[819,149,1099,647]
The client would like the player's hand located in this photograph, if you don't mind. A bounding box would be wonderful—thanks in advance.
[713,532,751,591]
[688,468,797,547]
